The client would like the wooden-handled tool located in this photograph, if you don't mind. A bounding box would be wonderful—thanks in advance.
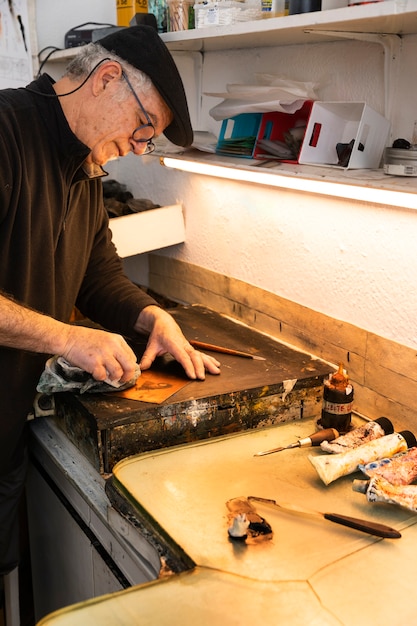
[248,496,401,539]
[189,340,265,361]
[254,428,339,456]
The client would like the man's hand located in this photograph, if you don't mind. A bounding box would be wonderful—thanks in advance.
[0,293,138,384]
[61,325,138,383]
[0,294,220,384]
[134,306,221,380]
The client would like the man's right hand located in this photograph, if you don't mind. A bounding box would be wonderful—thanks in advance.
[0,293,138,384]
[61,325,138,384]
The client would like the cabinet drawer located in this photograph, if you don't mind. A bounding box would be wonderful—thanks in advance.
[109,204,185,258]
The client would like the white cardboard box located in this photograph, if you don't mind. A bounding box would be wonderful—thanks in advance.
[298,101,390,169]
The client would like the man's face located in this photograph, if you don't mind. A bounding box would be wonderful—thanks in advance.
[82,77,173,166]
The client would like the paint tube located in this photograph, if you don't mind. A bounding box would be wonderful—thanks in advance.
[309,430,417,486]
[352,475,417,513]
[320,417,393,454]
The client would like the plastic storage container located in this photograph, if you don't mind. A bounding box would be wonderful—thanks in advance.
[194,0,263,28]
[384,147,417,177]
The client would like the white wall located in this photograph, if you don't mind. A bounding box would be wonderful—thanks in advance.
[107,154,417,351]
[34,1,417,352]
[35,0,116,50]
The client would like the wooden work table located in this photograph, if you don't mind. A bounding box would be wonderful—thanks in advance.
[50,305,332,474]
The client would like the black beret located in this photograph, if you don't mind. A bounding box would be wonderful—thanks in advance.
[98,25,193,147]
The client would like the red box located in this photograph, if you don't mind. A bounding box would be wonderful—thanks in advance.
[253,100,313,162]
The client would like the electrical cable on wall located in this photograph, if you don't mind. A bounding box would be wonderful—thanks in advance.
[37,21,119,76]
[37,46,63,76]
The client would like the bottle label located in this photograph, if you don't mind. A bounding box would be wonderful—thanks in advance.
[322,400,353,415]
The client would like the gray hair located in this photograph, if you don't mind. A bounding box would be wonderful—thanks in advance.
[65,42,153,101]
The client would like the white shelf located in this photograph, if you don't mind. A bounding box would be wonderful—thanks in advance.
[162,1,417,51]
[160,150,417,210]
[40,1,417,62]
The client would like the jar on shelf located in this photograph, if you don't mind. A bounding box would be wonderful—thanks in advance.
[167,0,194,30]
[289,0,321,14]
[261,0,286,18]
[148,0,168,31]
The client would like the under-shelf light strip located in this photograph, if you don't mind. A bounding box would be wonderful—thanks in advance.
[161,157,417,211]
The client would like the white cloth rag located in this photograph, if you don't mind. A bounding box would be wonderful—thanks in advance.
[36,355,140,394]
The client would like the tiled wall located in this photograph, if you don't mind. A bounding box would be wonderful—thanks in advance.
[149,254,417,432]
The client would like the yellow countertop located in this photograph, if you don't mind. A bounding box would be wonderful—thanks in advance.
[37,419,417,625]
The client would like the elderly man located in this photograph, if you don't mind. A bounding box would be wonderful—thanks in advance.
[0,25,220,576]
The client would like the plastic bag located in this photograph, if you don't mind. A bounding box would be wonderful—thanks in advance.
[206,75,320,121]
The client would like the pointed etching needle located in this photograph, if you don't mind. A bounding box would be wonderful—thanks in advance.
[254,428,339,457]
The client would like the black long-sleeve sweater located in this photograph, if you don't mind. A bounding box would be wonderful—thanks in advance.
[0,74,157,474]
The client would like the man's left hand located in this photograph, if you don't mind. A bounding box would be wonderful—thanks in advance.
[134,306,221,380]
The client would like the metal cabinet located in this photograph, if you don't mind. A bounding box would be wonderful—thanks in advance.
[26,420,161,622]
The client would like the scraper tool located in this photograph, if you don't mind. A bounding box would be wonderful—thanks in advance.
[248,496,401,539]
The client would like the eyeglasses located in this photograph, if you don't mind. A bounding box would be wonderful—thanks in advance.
[122,71,156,155]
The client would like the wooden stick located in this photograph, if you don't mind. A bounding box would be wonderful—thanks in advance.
[189,340,265,361]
